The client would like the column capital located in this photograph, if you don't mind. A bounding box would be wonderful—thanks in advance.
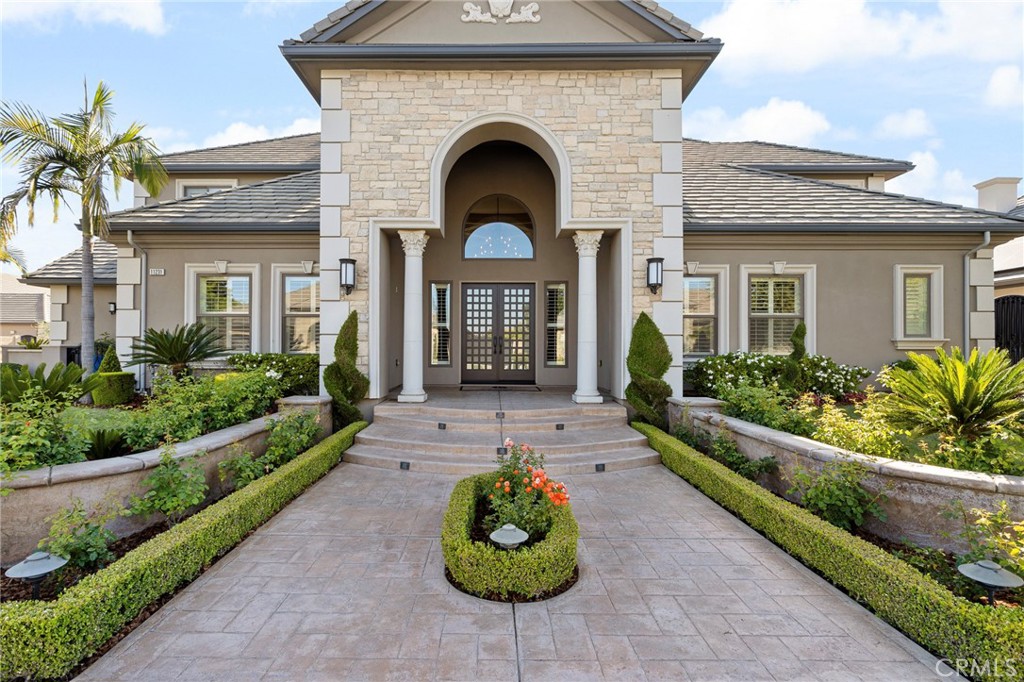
[572,230,603,258]
[398,230,429,257]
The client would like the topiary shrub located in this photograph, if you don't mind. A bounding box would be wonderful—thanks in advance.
[97,347,121,373]
[625,312,672,430]
[323,311,369,430]
[779,322,807,392]
[92,349,135,406]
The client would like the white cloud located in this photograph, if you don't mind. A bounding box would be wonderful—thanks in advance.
[2,0,166,35]
[886,151,974,207]
[243,0,317,17]
[700,0,1022,76]
[684,98,831,146]
[874,109,935,139]
[201,117,320,148]
[984,65,1024,109]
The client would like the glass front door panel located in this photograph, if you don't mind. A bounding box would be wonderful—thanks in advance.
[461,283,535,384]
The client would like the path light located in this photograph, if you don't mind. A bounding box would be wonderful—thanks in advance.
[490,523,528,550]
[5,551,68,599]
[339,258,356,295]
[646,257,664,294]
[957,560,1023,606]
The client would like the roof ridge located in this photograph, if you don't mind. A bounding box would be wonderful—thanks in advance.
[107,170,320,220]
[722,164,1024,222]
[158,132,320,161]
[695,138,911,166]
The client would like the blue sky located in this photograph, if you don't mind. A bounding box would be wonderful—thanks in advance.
[2,0,1022,273]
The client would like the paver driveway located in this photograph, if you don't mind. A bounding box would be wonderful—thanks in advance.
[81,463,953,681]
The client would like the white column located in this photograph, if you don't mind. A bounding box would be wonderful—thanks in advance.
[573,230,603,404]
[398,230,429,403]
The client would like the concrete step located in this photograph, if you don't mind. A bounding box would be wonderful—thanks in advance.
[372,402,626,421]
[354,426,649,456]
[371,413,616,433]
[344,444,661,476]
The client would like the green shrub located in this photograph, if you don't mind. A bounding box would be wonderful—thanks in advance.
[625,312,672,430]
[127,322,224,378]
[218,412,322,491]
[634,422,1024,680]
[217,445,264,492]
[91,372,135,406]
[229,353,318,396]
[0,421,367,681]
[85,430,130,461]
[786,461,887,532]
[38,497,125,571]
[97,346,122,373]
[486,441,570,539]
[718,383,814,436]
[442,473,578,600]
[130,443,209,526]
[779,322,807,392]
[946,501,1024,575]
[797,392,911,460]
[323,311,369,429]
[686,351,870,400]
[709,428,778,481]
[0,362,100,404]
[1,388,89,477]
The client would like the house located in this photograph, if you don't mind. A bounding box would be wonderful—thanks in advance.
[0,273,48,345]
[23,0,1024,402]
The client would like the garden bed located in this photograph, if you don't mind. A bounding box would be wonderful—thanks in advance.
[0,421,367,682]
[441,472,579,602]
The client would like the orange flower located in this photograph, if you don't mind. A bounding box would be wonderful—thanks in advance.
[513,470,519,475]
[525,486,533,493]
[495,481,501,489]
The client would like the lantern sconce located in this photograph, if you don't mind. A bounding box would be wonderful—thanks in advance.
[646,257,664,295]
[108,301,117,315]
[339,258,356,296]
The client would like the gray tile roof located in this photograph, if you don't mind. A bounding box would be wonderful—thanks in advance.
[1010,196,1024,217]
[683,139,912,171]
[106,171,320,231]
[297,0,704,43]
[0,293,45,324]
[158,133,319,171]
[23,241,118,284]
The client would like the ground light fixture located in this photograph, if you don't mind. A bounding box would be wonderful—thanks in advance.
[339,258,356,295]
[490,523,528,549]
[108,301,117,315]
[646,257,664,294]
[5,551,68,599]
[957,560,1023,606]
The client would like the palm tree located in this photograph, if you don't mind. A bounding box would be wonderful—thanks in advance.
[0,82,167,373]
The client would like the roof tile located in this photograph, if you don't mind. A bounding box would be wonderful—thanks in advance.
[25,241,118,283]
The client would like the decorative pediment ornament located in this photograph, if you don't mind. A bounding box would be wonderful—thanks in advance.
[461,1,541,24]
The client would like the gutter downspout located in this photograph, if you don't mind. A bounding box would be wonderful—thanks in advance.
[963,231,991,350]
[126,229,149,389]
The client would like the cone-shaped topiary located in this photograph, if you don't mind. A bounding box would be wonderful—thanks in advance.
[625,312,672,430]
[323,311,370,430]
[780,322,807,392]
[97,346,123,373]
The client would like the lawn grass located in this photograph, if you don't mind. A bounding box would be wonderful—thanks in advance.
[61,406,136,436]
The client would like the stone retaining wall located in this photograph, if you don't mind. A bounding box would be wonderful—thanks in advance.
[0,396,332,566]
[668,397,1024,552]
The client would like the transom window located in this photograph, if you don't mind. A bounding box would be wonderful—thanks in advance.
[463,194,534,260]
[749,275,803,355]
[683,275,717,356]
[198,275,251,352]
[282,275,319,354]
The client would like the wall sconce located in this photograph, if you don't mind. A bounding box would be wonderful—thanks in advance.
[646,257,664,294]
[339,258,356,295]
[108,302,117,315]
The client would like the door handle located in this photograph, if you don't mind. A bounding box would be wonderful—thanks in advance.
[498,337,504,355]
[492,335,499,355]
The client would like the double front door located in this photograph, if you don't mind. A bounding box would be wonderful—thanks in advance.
[462,283,535,384]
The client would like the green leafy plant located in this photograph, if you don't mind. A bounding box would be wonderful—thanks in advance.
[97,346,121,373]
[85,430,130,461]
[625,312,672,430]
[15,337,45,350]
[797,391,912,460]
[218,412,321,491]
[38,496,125,570]
[229,353,318,396]
[217,445,264,492]
[1,388,90,477]
[686,351,870,400]
[709,428,778,481]
[323,311,369,429]
[129,443,209,526]
[486,440,569,540]
[945,501,1024,575]
[91,346,135,407]
[718,382,814,436]
[786,461,887,531]
[779,322,807,391]
[0,362,101,404]
[127,322,224,378]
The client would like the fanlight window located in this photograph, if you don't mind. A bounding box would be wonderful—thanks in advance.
[463,194,534,260]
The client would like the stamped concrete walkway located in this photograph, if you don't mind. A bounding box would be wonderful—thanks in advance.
[81,463,953,681]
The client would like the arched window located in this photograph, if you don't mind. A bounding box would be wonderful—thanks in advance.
[463,194,534,259]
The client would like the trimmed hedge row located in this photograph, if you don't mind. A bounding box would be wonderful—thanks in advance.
[634,422,1024,682]
[0,421,367,681]
[441,473,578,599]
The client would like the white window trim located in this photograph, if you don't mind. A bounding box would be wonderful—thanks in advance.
[184,263,261,353]
[175,178,238,200]
[271,263,320,353]
[893,264,946,350]
[739,264,816,355]
[683,264,729,362]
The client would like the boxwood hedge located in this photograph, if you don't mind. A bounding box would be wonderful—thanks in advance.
[442,473,578,599]
[634,422,1024,682]
[0,421,367,681]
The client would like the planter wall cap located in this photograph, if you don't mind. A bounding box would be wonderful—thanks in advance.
[48,456,145,485]
[278,395,332,407]
[878,460,998,492]
[765,432,820,457]
[995,476,1024,495]
[0,466,52,490]
[668,396,724,409]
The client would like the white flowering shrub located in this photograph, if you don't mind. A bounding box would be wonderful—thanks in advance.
[686,352,870,400]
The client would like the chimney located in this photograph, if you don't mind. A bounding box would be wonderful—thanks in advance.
[974,177,1021,213]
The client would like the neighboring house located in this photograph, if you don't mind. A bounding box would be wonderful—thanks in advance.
[991,186,1024,297]
[27,1,1024,399]
[0,273,48,345]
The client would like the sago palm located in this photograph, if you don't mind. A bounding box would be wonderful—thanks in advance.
[0,82,167,373]
[127,323,224,378]
[880,347,1024,441]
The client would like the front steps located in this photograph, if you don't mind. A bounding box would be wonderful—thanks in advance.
[346,400,660,475]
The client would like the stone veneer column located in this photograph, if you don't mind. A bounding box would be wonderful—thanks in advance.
[573,230,603,404]
[970,249,996,352]
[651,71,685,397]
[398,230,429,403]
[115,248,143,384]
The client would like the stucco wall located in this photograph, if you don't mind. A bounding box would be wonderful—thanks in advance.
[52,284,117,347]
